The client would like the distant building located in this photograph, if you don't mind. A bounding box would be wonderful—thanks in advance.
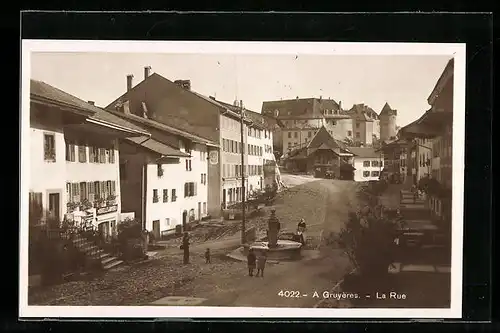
[283,126,354,179]
[345,103,380,146]
[379,102,398,141]
[261,97,352,154]
[348,147,385,182]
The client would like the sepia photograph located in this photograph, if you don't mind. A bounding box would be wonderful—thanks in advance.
[20,41,465,318]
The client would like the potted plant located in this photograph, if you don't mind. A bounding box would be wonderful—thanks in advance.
[106,194,117,206]
[66,201,79,213]
[80,199,93,211]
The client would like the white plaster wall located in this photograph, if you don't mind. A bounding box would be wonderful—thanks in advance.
[145,144,208,233]
[65,140,122,226]
[353,157,384,182]
[29,126,67,219]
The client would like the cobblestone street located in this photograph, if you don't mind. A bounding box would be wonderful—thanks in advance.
[29,175,361,307]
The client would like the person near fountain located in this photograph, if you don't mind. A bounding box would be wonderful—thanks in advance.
[256,251,267,277]
[247,248,257,277]
[267,210,281,249]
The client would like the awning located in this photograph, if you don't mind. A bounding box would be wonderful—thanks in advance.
[126,136,190,157]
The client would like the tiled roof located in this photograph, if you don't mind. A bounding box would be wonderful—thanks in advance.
[398,110,441,139]
[105,109,218,146]
[126,136,190,157]
[105,73,232,142]
[307,126,344,150]
[347,103,379,121]
[31,79,99,116]
[379,102,397,117]
[91,109,150,134]
[348,147,381,158]
[31,80,149,134]
[262,97,343,120]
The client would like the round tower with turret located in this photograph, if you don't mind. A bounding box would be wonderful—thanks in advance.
[379,102,398,141]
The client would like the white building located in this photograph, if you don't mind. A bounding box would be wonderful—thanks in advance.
[416,137,433,182]
[29,80,147,239]
[348,147,385,182]
[113,111,217,239]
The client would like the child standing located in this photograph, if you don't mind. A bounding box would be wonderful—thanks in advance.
[205,248,211,264]
[256,251,267,277]
[247,248,256,277]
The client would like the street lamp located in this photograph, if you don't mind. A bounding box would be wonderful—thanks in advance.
[239,100,247,245]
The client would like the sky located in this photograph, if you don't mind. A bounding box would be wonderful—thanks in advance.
[30,53,451,127]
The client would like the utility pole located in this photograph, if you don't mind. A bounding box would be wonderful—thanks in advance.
[239,100,247,245]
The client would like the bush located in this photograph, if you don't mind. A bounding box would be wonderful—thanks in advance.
[338,208,399,280]
[117,218,147,261]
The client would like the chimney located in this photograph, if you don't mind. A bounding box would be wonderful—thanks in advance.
[338,100,342,110]
[174,79,191,90]
[209,96,216,100]
[126,74,134,92]
[87,101,95,105]
[144,66,151,80]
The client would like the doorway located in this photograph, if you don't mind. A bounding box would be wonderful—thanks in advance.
[98,221,110,243]
[48,192,60,226]
[152,220,161,240]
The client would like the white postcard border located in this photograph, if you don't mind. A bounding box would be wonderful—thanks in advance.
[20,40,466,319]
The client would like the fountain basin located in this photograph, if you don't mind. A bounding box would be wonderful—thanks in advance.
[243,240,303,261]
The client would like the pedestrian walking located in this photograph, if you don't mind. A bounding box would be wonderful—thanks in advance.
[205,248,211,264]
[256,251,267,277]
[247,248,256,277]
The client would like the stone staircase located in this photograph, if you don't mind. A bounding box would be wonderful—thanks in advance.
[398,189,449,249]
[71,233,124,271]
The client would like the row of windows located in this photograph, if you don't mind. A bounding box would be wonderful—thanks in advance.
[152,188,177,203]
[152,182,200,203]
[43,133,116,164]
[363,171,380,177]
[66,180,117,204]
[248,144,262,156]
[222,138,242,154]
[362,160,383,167]
[222,164,263,178]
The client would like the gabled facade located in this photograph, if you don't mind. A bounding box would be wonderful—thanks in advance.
[283,126,354,178]
[348,147,384,182]
[29,80,147,240]
[346,103,380,146]
[261,97,352,154]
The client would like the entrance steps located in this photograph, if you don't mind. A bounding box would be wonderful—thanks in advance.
[71,234,124,271]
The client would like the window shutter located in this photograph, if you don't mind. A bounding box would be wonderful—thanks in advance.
[184,183,188,197]
[100,181,106,199]
[111,181,116,195]
[194,182,197,196]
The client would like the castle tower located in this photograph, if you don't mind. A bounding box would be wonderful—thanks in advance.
[379,102,398,141]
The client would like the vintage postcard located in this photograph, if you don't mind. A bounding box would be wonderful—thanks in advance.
[20,41,465,319]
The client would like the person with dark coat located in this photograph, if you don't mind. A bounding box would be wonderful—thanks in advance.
[256,251,267,277]
[247,248,256,276]
[182,232,190,264]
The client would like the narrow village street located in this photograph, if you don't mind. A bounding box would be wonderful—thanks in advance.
[29,174,361,307]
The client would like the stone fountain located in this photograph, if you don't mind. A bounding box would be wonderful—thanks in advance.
[242,210,303,261]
